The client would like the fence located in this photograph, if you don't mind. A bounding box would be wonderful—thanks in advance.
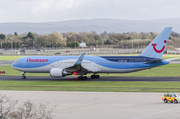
[0,48,145,56]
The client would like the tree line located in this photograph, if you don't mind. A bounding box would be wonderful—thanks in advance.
[0,30,179,49]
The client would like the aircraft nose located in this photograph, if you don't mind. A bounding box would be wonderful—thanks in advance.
[11,61,17,68]
[11,62,15,67]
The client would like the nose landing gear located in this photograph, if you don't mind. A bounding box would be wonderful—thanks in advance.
[21,72,26,79]
[22,75,26,79]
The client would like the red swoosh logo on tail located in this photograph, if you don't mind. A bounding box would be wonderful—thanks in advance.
[151,40,167,53]
[152,44,165,53]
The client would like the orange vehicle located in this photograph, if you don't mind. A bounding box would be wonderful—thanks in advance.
[162,92,180,104]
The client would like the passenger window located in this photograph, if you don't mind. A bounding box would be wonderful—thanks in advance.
[167,94,169,97]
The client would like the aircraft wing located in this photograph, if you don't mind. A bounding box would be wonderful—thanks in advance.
[65,53,89,73]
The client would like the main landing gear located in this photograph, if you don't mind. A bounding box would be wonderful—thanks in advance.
[21,72,26,79]
[91,74,100,79]
[78,76,87,80]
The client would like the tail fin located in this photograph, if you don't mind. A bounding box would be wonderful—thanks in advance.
[139,27,172,59]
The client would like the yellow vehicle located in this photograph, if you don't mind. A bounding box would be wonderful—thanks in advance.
[162,92,180,104]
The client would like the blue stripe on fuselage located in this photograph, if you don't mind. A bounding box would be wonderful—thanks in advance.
[12,56,168,69]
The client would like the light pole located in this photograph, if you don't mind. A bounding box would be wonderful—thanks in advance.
[96,40,98,48]
[45,41,46,49]
[56,42,57,50]
[74,36,76,49]
[33,41,34,50]
[10,37,13,52]
[11,40,13,54]
[137,35,139,52]
[132,36,133,50]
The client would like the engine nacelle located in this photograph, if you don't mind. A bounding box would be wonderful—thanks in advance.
[50,68,69,78]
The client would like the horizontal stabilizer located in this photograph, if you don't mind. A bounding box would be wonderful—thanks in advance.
[144,59,162,64]
[165,57,180,62]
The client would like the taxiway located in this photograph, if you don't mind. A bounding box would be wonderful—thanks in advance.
[0,91,179,119]
[0,75,180,82]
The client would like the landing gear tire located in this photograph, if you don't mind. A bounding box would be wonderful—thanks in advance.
[91,75,95,78]
[21,72,26,79]
[22,76,26,79]
[95,75,100,78]
[78,76,87,80]
[91,75,100,79]
[82,76,87,80]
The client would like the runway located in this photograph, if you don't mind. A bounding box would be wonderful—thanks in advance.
[0,75,180,81]
[0,60,14,65]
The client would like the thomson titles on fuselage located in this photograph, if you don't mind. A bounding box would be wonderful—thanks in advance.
[27,58,48,63]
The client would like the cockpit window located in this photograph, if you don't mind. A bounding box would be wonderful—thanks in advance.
[14,60,18,63]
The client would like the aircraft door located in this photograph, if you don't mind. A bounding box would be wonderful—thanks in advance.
[22,59,26,66]
[93,60,96,66]
[51,59,55,67]
[129,59,133,67]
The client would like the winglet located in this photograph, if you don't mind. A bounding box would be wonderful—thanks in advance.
[74,53,85,66]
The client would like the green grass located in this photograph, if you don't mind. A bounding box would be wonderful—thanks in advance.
[0,56,24,60]
[1,64,180,77]
[0,81,180,92]
[162,54,180,59]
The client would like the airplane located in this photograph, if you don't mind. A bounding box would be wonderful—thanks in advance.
[12,27,175,80]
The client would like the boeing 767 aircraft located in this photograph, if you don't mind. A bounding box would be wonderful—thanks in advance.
[12,27,174,80]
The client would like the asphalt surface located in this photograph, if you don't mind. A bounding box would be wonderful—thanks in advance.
[0,91,180,119]
[169,60,180,64]
[0,60,14,65]
[0,75,180,82]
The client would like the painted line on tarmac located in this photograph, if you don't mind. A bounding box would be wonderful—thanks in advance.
[132,107,180,119]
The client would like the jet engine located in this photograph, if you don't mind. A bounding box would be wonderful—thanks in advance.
[50,68,70,78]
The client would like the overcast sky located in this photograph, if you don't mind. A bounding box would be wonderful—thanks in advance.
[0,0,180,23]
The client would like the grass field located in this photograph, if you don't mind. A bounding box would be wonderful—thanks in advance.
[0,81,180,92]
[0,56,24,60]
